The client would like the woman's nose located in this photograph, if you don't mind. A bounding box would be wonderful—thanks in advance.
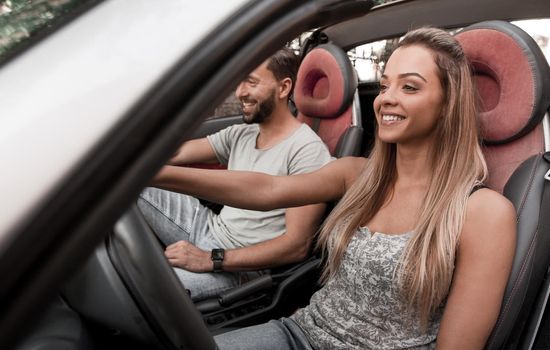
[380,88,397,105]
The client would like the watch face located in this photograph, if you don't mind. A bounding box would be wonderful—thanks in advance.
[212,249,224,261]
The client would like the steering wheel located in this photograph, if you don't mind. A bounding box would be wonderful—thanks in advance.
[62,205,217,349]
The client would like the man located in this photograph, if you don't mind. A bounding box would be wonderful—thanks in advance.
[138,48,331,301]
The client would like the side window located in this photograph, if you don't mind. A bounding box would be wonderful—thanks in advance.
[0,0,96,65]
[349,19,550,84]
[348,38,400,83]
[213,94,241,118]
[213,19,550,120]
[512,19,550,63]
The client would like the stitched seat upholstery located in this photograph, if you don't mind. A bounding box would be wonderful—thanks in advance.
[294,43,363,157]
[456,20,550,349]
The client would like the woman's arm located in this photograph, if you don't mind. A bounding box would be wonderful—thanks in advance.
[436,189,516,349]
[168,137,219,166]
[152,156,366,211]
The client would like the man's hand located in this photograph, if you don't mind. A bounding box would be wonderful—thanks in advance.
[165,240,212,272]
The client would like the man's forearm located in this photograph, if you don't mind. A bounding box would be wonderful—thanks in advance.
[219,203,326,271]
[219,236,311,272]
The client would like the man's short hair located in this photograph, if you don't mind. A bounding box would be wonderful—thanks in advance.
[266,47,300,95]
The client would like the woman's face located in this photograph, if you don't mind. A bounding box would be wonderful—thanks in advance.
[373,44,445,148]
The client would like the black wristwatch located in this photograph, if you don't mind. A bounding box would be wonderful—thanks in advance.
[211,248,225,272]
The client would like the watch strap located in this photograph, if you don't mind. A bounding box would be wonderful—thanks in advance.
[211,248,225,272]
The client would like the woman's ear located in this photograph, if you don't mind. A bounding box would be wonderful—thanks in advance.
[278,77,293,99]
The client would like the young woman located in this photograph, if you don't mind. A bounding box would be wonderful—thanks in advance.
[153,27,516,349]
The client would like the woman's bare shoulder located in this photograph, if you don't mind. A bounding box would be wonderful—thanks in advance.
[462,188,516,246]
[467,188,515,221]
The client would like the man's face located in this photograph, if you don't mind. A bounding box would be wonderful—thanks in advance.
[236,61,279,124]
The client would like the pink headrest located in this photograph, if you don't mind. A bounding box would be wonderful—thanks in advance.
[294,44,357,119]
[456,21,550,144]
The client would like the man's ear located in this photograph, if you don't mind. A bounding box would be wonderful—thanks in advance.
[278,77,293,99]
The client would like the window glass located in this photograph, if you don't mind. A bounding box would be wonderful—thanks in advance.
[348,39,398,82]
[214,18,550,117]
[213,94,241,118]
[0,0,97,65]
[512,18,550,60]
[351,18,550,83]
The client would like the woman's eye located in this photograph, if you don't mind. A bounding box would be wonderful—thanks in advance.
[378,83,388,92]
[403,84,418,91]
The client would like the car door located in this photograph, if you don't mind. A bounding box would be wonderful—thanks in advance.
[0,0,375,348]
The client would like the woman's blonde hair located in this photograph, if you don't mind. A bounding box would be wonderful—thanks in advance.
[317,27,487,325]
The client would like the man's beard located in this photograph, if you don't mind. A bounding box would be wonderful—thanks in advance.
[241,90,276,124]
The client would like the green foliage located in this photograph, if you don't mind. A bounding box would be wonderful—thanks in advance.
[373,0,400,5]
[0,0,94,63]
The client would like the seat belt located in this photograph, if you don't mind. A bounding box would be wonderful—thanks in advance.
[311,117,321,133]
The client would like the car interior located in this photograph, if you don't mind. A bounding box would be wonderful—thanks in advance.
[13,2,550,350]
[454,20,550,349]
[60,35,366,342]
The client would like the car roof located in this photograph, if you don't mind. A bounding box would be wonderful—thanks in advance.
[323,0,550,49]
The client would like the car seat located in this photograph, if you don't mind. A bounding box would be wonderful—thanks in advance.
[455,21,550,349]
[294,43,363,157]
[194,43,363,329]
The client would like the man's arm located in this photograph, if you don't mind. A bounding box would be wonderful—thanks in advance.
[165,202,327,272]
[168,137,219,166]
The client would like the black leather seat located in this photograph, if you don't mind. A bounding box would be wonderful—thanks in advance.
[456,21,550,349]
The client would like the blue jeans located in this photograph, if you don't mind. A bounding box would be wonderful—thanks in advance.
[214,318,314,350]
[137,187,261,301]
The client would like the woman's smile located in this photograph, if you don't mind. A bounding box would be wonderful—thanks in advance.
[380,113,406,125]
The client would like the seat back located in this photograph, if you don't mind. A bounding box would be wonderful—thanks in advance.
[457,21,550,193]
[456,21,550,349]
[294,43,363,157]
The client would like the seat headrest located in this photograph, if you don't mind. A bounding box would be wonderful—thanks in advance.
[294,43,358,119]
[455,21,550,145]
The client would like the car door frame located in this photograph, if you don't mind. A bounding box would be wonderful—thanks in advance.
[0,0,375,348]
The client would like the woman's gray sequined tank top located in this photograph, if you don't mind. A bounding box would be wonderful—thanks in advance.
[291,227,442,349]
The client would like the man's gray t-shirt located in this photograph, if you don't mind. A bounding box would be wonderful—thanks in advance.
[206,123,331,249]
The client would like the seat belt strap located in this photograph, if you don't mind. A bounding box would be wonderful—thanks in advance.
[312,117,321,133]
[544,152,550,181]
